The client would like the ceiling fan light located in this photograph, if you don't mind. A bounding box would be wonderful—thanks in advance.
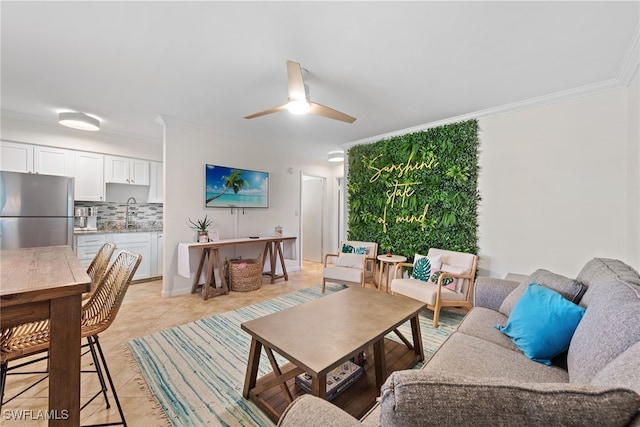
[287,99,310,115]
[328,151,345,162]
[58,112,100,131]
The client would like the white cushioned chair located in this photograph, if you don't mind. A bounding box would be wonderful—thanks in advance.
[390,248,478,328]
[322,241,378,292]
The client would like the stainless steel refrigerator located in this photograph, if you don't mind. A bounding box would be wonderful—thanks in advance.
[0,171,74,249]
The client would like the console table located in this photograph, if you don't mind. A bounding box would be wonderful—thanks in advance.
[0,246,90,426]
[178,236,297,300]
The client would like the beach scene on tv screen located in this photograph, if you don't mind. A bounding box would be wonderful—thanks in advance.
[205,164,269,208]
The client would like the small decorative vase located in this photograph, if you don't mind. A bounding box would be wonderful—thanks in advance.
[198,231,209,243]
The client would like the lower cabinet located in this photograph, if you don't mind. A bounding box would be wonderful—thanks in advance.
[112,233,151,281]
[75,234,107,269]
[150,232,163,277]
[75,231,161,281]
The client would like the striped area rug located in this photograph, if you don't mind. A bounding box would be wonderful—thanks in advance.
[126,284,464,427]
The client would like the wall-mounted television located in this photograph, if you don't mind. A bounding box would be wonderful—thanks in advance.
[205,164,269,208]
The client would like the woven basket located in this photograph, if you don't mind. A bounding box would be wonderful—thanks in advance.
[226,254,263,292]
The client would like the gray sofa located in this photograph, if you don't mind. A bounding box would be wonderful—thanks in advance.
[278,258,640,426]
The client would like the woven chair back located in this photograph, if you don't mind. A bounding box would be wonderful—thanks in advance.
[1,250,142,364]
[81,250,142,338]
[83,242,116,301]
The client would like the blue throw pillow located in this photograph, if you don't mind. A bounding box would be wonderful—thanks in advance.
[495,282,585,365]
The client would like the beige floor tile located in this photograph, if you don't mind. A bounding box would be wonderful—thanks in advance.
[2,261,325,425]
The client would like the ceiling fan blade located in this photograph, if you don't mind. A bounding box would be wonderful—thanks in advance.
[309,102,356,123]
[244,104,288,119]
[286,60,307,101]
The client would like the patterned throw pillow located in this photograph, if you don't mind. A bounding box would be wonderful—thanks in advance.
[341,244,354,253]
[412,257,432,282]
[430,270,454,287]
[341,244,368,255]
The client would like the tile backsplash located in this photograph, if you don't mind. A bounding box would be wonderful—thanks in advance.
[75,201,163,230]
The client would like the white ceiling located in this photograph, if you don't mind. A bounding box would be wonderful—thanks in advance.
[1,1,638,161]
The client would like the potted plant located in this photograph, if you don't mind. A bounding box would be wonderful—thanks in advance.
[189,215,213,242]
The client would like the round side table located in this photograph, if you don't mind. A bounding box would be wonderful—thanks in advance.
[377,254,407,293]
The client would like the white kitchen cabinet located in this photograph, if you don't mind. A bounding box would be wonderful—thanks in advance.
[105,155,149,185]
[75,232,154,280]
[148,161,163,203]
[1,142,75,177]
[74,234,107,269]
[34,146,75,176]
[157,233,163,276]
[1,141,33,173]
[111,233,152,280]
[150,231,163,277]
[75,151,105,201]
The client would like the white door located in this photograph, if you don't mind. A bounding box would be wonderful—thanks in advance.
[302,175,325,263]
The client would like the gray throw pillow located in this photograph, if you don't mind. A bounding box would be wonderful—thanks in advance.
[499,269,586,316]
[380,370,640,427]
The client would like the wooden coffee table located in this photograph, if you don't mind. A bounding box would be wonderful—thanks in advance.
[241,286,426,422]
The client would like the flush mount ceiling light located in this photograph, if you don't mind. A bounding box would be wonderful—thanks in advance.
[58,112,100,131]
[328,151,345,162]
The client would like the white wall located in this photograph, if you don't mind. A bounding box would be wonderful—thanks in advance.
[627,67,640,266]
[161,117,335,297]
[478,86,633,278]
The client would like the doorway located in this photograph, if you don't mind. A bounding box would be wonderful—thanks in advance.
[301,174,325,263]
[337,177,345,245]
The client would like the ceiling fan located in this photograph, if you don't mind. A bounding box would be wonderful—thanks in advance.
[244,60,356,123]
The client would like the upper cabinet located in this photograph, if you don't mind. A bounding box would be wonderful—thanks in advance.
[1,141,34,173]
[1,142,74,177]
[105,155,149,185]
[148,161,163,203]
[75,151,105,201]
[34,146,75,176]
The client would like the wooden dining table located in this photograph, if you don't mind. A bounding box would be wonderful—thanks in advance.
[0,245,91,426]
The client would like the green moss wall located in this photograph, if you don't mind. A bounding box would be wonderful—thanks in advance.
[347,119,480,259]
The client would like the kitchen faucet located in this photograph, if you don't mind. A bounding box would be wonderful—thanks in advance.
[125,197,137,228]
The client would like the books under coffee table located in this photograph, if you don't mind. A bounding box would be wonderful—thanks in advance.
[296,360,364,401]
[241,286,426,422]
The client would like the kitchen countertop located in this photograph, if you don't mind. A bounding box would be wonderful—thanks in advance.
[74,227,163,234]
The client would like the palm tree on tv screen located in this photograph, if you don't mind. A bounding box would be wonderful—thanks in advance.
[206,169,249,204]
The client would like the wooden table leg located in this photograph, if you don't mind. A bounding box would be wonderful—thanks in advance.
[191,247,207,294]
[262,242,272,282]
[243,338,262,398]
[311,373,327,400]
[203,248,215,301]
[264,347,293,403]
[214,248,229,294]
[49,294,81,426]
[378,261,384,291]
[276,241,288,281]
[373,338,386,389]
[269,242,277,284]
[410,315,424,361]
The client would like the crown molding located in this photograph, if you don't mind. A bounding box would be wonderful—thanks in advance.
[342,77,627,150]
[344,24,640,151]
[617,23,640,85]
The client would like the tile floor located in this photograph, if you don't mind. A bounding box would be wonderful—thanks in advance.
[3,261,375,426]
